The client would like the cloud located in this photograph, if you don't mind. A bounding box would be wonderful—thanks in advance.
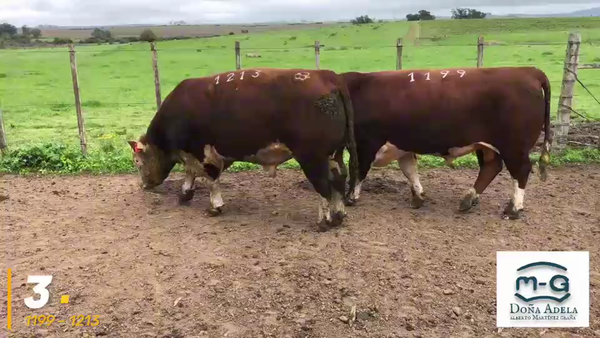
[1,0,600,26]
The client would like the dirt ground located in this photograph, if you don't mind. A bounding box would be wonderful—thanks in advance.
[1,164,599,338]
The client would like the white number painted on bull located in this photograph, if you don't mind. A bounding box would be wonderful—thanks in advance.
[409,70,467,83]
[215,70,260,85]
[294,72,310,81]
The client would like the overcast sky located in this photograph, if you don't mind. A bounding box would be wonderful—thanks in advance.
[1,0,599,26]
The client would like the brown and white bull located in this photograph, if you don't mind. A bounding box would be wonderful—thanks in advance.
[342,66,552,219]
[128,68,358,231]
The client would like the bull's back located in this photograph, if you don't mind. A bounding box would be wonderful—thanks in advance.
[344,67,546,151]
[152,68,348,158]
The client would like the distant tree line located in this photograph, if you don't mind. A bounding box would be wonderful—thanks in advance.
[0,23,42,48]
[351,7,486,25]
[406,10,436,21]
[351,15,374,25]
[451,8,487,19]
[404,8,487,21]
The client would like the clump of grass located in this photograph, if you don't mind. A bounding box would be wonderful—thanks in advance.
[50,103,71,112]
[82,100,104,108]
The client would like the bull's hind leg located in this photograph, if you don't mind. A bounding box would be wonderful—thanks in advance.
[333,147,348,188]
[459,149,503,212]
[329,152,347,224]
[397,152,425,209]
[502,153,532,220]
[297,156,341,231]
[346,140,382,206]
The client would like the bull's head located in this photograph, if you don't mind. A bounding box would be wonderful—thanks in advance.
[127,136,176,189]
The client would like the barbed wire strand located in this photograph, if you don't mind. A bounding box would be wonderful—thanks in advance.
[1,41,593,54]
[564,67,600,108]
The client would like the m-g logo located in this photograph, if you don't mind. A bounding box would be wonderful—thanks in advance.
[497,251,589,328]
[514,261,570,303]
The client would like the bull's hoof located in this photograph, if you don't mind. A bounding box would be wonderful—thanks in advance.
[317,219,331,232]
[330,211,346,227]
[344,196,356,206]
[207,207,223,217]
[502,201,522,220]
[459,195,479,212]
[411,195,425,209]
[178,190,194,205]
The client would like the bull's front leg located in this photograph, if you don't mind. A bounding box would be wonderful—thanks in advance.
[397,152,425,209]
[206,177,224,216]
[178,168,196,204]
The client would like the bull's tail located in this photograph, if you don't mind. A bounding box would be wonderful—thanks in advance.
[538,68,552,182]
[337,77,359,201]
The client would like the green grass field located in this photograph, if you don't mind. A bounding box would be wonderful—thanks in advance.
[1,17,599,173]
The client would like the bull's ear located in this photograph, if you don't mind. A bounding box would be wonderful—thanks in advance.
[128,140,145,153]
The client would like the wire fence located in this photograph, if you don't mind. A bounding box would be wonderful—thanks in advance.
[1,33,599,152]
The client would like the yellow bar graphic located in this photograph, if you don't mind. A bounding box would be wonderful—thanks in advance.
[7,268,12,330]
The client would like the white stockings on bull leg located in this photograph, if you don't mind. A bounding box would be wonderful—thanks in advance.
[178,169,196,204]
[298,156,344,232]
[503,180,526,220]
[207,178,224,216]
[329,157,347,225]
[397,152,425,208]
[178,149,227,217]
[501,154,531,220]
[318,197,332,226]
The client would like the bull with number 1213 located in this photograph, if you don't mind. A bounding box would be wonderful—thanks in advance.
[127,68,359,232]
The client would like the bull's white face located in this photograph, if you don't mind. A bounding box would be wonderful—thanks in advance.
[127,139,173,189]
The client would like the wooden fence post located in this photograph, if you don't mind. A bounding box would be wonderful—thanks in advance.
[68,44,87,156]
[235,41,241,70]
[0,108,7,153]
[396,38,403,70]
[150,42,162,110]
[554,33,581,147]
[315,40,320,70]
[477,36,484,67]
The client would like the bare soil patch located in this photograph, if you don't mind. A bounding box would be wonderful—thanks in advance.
[1,165,599,337]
